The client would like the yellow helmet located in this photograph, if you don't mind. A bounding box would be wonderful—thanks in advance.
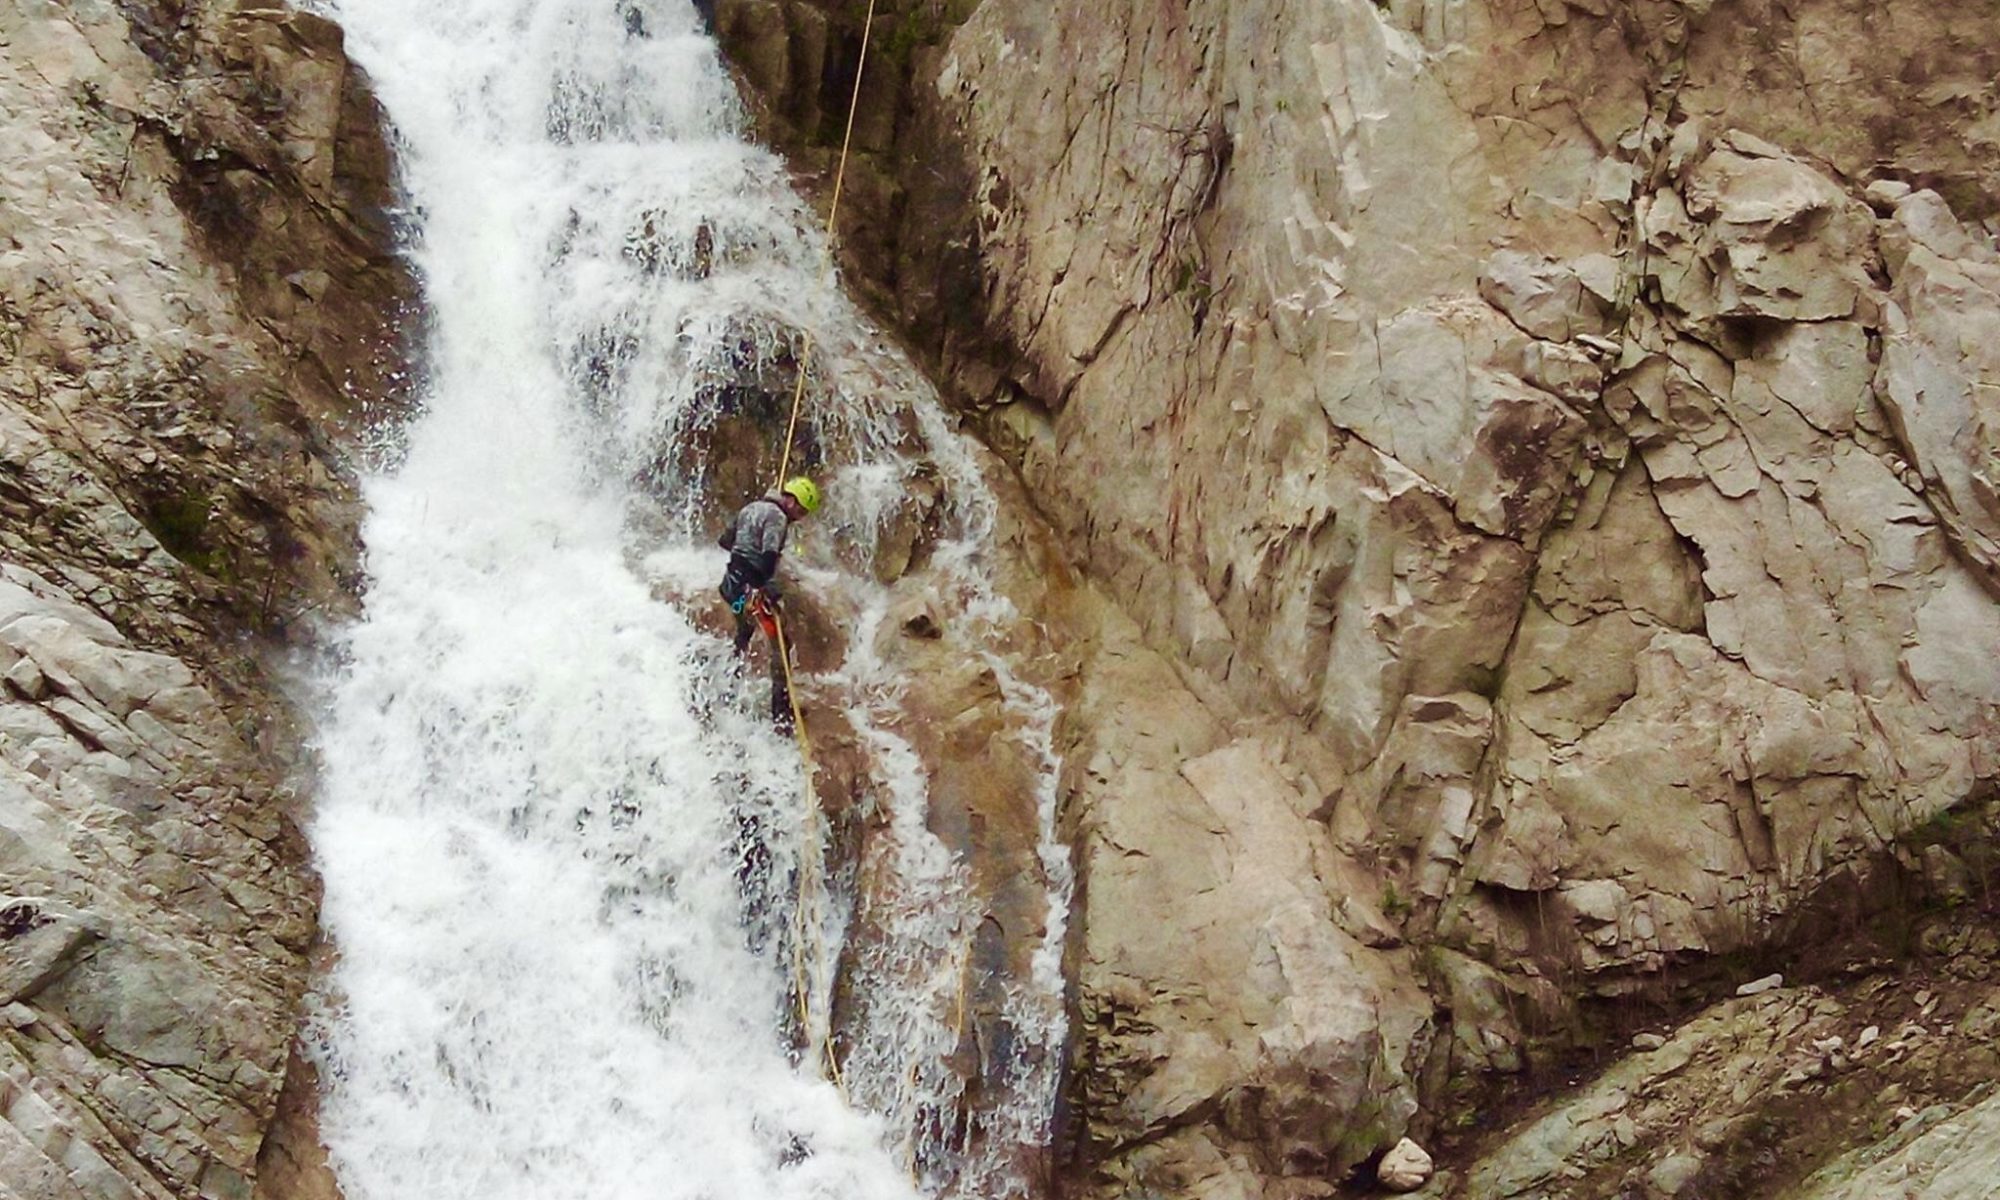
[781,476,821,514]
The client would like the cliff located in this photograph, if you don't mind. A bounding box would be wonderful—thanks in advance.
[0,2,407,1197]
[713,0,2000,1194]
[8,0,1999,1196]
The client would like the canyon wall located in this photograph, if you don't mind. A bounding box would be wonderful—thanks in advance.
[0,2,406,1197]
[7,0,1998,1195]
[715,0,2000,1194]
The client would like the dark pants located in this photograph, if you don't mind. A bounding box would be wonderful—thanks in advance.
[723,587,794,731]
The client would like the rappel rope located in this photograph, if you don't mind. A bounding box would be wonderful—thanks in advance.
[757,10,984,1182]
[772,0,875,488]
[765,0,877,1107]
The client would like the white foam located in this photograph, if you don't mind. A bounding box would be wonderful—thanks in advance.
[306,2,1071,1197]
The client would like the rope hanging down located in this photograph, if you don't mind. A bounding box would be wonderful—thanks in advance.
[774,0,878,486]
[760,15,982,1181]
[765,0,878,1098]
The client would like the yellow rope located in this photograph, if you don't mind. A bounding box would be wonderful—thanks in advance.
[773,0,878,487]
[774,610,842,1090]
[765,0,878,1097]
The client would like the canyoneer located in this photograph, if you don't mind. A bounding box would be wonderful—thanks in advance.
[718,476,821,730]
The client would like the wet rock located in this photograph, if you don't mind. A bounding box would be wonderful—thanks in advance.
[637,308,823,516]
[252,1047,341,1200]
[806,537,1072,1185]
[866,463,947,584]
[1428,948,1555,1077]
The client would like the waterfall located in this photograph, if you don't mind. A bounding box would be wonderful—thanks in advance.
[304,2,1070,1198]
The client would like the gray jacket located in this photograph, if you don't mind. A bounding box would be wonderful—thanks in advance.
[718,496,792,594]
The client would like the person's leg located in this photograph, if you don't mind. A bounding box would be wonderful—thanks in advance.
[767,630,794,732]
[733,608,755,655]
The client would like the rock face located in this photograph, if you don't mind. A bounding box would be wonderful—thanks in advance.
[1055,598,1431,1190]
[20,0,1995,1195]
[716,0,2000,1194]
[0,2,407,1197]
[1788,1090,2000,1200]
[0,567,313,1200]
[1456,904,2000,1199]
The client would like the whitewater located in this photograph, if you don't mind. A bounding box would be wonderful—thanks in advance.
[303,2,1067,1198]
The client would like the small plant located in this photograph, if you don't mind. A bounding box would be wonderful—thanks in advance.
[1910,804,1972,849]
[1380,882,1413,920]
[879,3,943,68]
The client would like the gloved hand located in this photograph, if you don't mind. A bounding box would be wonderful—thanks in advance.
[758,582,783,606]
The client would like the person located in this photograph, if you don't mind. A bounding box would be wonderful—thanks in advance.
[718,476,821,728]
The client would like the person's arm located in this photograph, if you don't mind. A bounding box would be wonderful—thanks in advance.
[748,507,788,596]
[741,548,780,589]
[722,504,782,590]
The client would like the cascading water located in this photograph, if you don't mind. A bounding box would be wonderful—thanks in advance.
[306,2,1070,1198]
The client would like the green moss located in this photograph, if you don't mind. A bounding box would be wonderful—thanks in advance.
[878,4,942,68]
[144,490,228,577]
[881,10,920,63]
[1380,882,1413,921]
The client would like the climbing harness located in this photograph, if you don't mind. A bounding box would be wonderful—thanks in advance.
[746,591,781,640]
